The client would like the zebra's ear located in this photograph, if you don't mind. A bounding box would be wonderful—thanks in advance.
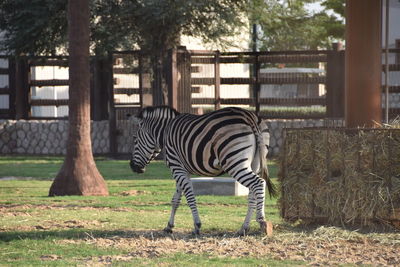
[127,114,141,125]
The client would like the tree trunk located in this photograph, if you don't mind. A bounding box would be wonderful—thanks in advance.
[49,0,108,196]
[152,53,168,106]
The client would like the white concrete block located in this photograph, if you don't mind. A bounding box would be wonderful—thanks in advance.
[191,177,249,196]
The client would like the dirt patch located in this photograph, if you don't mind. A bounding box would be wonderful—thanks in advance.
[59,227,400,266]
[0,203,133,212]
[0,210,32,217]
[0,176,37,181]
[0,219,104,232]
[40,255,62,261]
[0,204,132,231]
[81,255,137,265]
[119,190,148,196]
[34,220,103,230]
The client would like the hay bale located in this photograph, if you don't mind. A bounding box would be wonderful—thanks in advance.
[279,128,400,227]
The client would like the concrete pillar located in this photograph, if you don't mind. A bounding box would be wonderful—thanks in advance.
[345,0,382,128]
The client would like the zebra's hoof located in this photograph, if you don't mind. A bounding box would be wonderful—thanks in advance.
[191,229,200,237]
[163,227,173,234]
[237,227,250,236]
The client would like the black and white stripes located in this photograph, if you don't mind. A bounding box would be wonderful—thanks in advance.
[130,106,276,235]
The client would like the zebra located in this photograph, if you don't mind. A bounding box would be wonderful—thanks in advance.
[129,106,277,235]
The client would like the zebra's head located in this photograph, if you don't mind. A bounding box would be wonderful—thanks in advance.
[129,106,179,174]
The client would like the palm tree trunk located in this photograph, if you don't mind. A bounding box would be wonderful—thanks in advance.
[49,0,108,196]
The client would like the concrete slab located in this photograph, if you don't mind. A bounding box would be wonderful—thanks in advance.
[191,177,249,196]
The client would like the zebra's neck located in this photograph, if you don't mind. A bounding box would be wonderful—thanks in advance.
[154,119,172,149]
[140,106,180,149]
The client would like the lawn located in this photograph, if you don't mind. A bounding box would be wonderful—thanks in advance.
[0,156,399,266]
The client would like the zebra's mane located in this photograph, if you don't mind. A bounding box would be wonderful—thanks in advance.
[138,106,180,119]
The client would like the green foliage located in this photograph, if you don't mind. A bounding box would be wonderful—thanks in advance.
[0,0,247,56]
[319,0,345,41]
[130,0,247,55]
[321,0,345,17]
[0,0,345,55]
[0,0,67,55]
[249,0,345,50]
[90,0,140,55]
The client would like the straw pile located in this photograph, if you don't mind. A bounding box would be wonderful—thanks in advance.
[279,128,400,227]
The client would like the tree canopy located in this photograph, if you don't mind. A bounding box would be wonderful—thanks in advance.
[0,0,247,56]
[0,0,67,55]
[0,0,345,55]
[249,0,345,51]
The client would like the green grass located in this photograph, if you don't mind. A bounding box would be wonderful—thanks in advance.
[0,156,297,266]
[0,156,171,180]
[259,106,326,118]
[1,156,399,266]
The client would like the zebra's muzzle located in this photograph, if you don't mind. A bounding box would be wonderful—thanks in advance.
[130,160,145,174]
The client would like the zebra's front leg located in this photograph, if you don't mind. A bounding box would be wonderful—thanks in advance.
[237,191,256,236]
[164,188,182,234]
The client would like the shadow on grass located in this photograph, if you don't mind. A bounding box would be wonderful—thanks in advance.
[2,223,398,243]
[0,229,133,242]
[0,228,267,243]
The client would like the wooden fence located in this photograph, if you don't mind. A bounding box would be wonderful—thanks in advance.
[109,51,151,154]
[168,46,400,120]
[0,56,15,119]
[0,56,111,121]
[383,47,400,119]
[171,47,343,118]
[0,47,399,155]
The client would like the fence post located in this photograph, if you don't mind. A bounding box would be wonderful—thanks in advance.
[91,56,109,121]
[167,48,178,110]
[91,57,100,121]
[139,54,153,108]
[326,43,345,118]
[152,54,166,106]
[8,57,16,119]
[176,47,192,113]
[106,52,117,156]
[214,51,221,110]
[15,57,30,119]
[254,54,261,115]
[139,53,144,108]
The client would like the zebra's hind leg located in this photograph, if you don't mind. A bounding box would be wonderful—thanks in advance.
[237,191,256,236]
[164,188,182,234]
[173,171,202,236]
[231,169,268,235]
[251,178,270,235]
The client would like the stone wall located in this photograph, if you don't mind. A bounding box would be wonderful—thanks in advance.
[0,120,109,155]
[267,119,325,157]
[116,120,137,154]
[0,119,343,157]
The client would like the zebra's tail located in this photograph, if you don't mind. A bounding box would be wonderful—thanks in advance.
[257,130,278,199]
